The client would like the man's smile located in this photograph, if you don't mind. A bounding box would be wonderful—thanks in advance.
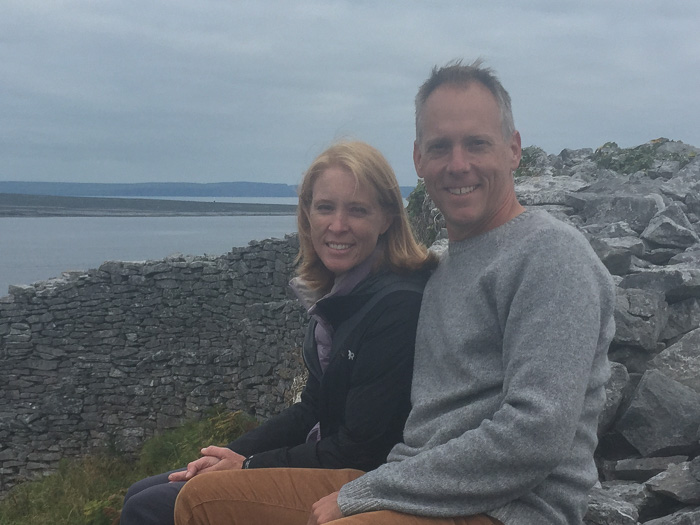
[447,185,477,195]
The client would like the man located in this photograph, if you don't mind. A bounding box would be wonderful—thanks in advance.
[174,60,616,525]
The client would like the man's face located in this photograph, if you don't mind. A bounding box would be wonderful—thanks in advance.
[413,83,522,241]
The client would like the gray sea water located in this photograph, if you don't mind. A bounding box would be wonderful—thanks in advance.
[0,213,298,296]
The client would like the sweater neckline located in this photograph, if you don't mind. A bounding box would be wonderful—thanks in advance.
[447,208,537,254]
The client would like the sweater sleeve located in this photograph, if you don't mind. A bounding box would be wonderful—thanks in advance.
[338,229,616,518]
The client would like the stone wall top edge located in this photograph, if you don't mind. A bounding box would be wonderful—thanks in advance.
[2,234,300,301]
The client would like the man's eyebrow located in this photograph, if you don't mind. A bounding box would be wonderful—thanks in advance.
[424,137,450,147]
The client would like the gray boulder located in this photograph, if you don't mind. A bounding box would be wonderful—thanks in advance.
[618,266,700,303]
[515,174,589,206]
[668,247,700,266]
[613,288,668,351]
[566,192,664,233]
[661,298,700,341]
[609,456,690,483]
[646,457,700,505]
[584,486,639,525]
[662,156,700,201]
[615,369,700,457]
[647,328,700,393]
[599,362,631,435]
[590,236,645,275]
[600,480,673,522]
[642,203,700,249]
[649,160,681,180]
[644,507,700,525]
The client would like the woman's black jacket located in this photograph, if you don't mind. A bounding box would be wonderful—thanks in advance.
[226,269,428,472]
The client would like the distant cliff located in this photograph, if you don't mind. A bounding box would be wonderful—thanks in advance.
[0,181,417,199]
[0,193,297,217]
[0,181,299,198]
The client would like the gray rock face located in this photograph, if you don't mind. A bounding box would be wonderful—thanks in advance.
[599,481,671,523]
[585,486,639,525]
[661,298,700,341]
[644,507,700,525]
[608,456,690,483]
[619,266,700,303]
[648,328,700,393]
[613,288,668,352]
[615,370,700,457]
[566,192,665,234]
[589,236,645,276]
[598,362,630,436]
[643,203,700,249]
[646,458,700,506]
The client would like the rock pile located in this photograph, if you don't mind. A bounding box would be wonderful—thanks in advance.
[414,138,700,524]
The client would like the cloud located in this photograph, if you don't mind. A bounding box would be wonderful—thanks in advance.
[1,0,698,186]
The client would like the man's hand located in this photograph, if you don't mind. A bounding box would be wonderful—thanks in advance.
[307,491,343,525]
[168,446,246,482]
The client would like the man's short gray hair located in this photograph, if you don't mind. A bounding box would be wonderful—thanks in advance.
[415,59,515,143]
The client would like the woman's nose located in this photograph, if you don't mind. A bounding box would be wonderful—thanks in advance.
[328,211,349,232]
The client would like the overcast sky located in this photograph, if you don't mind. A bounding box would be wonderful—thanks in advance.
[1,1,698,188]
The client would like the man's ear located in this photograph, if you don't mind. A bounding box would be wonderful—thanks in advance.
[509,131,522,172]
[413,140,424,179]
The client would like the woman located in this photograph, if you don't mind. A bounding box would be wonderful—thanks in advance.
[120,141,436,525]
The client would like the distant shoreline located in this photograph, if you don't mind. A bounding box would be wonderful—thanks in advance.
[0,193,297,217]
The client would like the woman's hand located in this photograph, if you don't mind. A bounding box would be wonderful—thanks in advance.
[168,446,246,482]
[307,491,343,525]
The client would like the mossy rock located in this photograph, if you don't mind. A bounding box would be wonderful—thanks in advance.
[593,138,694,175]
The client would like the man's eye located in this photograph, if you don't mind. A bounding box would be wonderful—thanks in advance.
[428,143,449,154]
[468,140,489,151]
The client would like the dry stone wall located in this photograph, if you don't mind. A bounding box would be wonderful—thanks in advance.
[0,235,307,496]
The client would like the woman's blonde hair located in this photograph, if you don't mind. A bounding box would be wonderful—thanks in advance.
[296,140,436,292]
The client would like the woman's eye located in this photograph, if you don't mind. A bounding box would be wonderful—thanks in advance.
[315,204,333,213]
[350,207,368,216]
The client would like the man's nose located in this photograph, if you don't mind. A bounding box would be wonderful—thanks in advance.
[447,146,471,173]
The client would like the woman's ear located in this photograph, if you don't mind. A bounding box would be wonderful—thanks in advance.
[380,214,393,235]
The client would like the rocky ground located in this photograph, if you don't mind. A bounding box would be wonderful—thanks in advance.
[411,138,700,524]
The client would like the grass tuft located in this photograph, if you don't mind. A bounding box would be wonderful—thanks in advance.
[0,408,257,525]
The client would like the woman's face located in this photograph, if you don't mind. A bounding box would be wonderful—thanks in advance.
[309,165,392,276]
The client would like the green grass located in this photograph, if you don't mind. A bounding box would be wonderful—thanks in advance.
[0,408,257,525]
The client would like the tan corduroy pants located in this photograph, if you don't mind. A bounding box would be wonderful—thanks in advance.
[173,468,502,525]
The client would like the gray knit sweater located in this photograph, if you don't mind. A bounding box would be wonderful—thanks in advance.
[338,209,616,525]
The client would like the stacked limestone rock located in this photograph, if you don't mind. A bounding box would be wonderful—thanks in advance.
[0,238,307,496]
[414,139,700,524]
